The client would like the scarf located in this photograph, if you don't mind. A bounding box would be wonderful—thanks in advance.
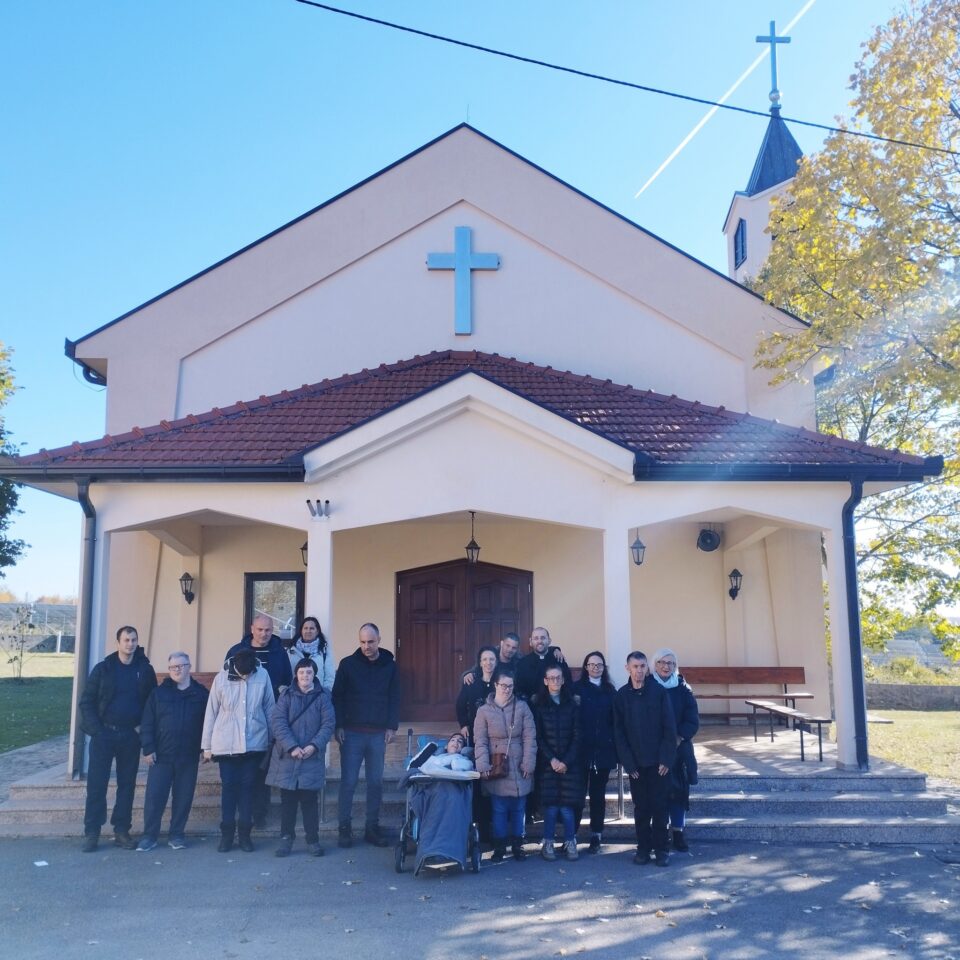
[653,670,679,689]
[295,638,321,658]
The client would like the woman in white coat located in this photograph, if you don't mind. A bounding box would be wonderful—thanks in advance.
[287,616,336,691]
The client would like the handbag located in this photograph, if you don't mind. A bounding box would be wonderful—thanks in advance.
[486,701,516,779]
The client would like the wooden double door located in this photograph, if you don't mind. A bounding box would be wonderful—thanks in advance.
[396,559,533,721]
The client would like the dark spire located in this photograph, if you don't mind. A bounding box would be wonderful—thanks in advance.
[745,107,803,195]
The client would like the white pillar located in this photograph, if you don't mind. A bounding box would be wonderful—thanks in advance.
[306,520,334,651]
[824,521,861,769]
[603,525,633,676]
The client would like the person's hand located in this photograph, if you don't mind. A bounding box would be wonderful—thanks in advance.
[550,758,567,774]
[463,673,475,686]
[336,728,345,744]
[520,765,533,778]
[629,770,640,780]
[385,729,396,746]
[302,745,316,759]
[658,764,669,777]
[202,750,212,763]
[144,753,156,766]
[553,647,566,664]
[460,726,470,739]
[290,747,303,760]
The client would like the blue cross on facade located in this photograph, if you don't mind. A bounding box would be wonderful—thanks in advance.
[756,20,791,107]
[427,226,501,335]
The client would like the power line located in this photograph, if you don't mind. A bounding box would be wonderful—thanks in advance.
[293,0,957,158]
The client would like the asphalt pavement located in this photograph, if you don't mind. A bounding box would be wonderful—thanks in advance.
[2,834,957,960]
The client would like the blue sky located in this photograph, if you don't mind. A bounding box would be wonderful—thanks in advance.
[1,0,903,598]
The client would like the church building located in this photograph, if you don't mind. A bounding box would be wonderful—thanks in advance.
[4,123,941,774]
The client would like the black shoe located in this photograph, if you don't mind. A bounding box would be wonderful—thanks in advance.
[275,835,293,858]
[672,830,689,852]
[218,824,235,853]
[113,831,137,850]
[491,844,506,863]
[588,835,602,854]
[81,834,99,853]
[253,815,267,831]
[510,837,527,861]
[307,842,325,857]
[655,850,669,867]
[364,824,389,847]
[338,824,353,848]
[237,828,254,853]
[633,850,652,866]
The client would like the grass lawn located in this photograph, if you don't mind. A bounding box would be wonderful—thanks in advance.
[865,710,960,785]
[0,654,75,752]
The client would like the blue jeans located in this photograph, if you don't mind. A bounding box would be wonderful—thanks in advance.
[490,794,525,841]
[543,804,576,842]
[142,758,200,841]
[337,729,386,828]
[217,753,262,829]
[83,727,141,836]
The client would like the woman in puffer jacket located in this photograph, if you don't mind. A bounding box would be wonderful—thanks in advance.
[473,669,537,862]
[267,658,336,858]
[202,648,275,853]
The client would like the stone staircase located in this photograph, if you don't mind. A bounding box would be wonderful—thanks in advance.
[1,726,958,845]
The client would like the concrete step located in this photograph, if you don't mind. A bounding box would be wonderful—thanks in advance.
[680,816,960,845]
[687,792,949,817]
[691,773,929,793]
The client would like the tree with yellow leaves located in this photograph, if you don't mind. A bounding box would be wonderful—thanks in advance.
[0,342,26,580]
[754,0,960,656]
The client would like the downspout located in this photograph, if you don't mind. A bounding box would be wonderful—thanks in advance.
[70,479,96,779]
[841,478,869,771]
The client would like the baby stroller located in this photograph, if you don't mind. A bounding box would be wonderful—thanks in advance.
[395,733,481,876]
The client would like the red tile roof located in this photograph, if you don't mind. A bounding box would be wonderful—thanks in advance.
[8,351,939,481]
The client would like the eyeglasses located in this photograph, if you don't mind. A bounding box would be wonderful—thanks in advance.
[168,663,190,670]
[545,675,564,683]
[656,660,676,667]
[496,683,514,690]
[586,661,604,669]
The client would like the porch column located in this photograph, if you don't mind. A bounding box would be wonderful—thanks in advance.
[305,520,334,652]
[602,525,633,673]
[824,518,863,769]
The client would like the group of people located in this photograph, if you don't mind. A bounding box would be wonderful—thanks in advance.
[79,619,699,868]
[458,628,698,866]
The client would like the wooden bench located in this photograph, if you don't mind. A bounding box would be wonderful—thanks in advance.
[744,699,833,761]
[683,667,813,714]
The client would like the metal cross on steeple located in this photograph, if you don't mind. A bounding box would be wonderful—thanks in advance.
[756,20,791,109]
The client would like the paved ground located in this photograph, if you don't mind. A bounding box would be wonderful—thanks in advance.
[0,734,68,803]
[1,835,957,960]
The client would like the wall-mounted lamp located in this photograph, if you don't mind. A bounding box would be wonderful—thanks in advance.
[306,499,331,519]
[728,568,743,600]
[630,530,646,566]
[300,542,309,567]
[465,511,481,564]
[179,572,196,605]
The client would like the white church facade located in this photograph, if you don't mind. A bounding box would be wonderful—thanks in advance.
[5,125,941,773]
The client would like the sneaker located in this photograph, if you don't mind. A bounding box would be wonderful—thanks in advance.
[588,835,602,854]
[114,831,137,850]
[654,850,669,867]
[307,842,325,857]
[275,835,294,858]
[135,837,158,852]
[564,840,579,861]
[168,836,187,850]
[81,834,99,853]
[541,841,557,861]
[338,824,353,849]
[633,850,652,866]
[364,824,389,847]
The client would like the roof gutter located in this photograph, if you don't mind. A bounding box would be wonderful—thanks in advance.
[1,463,306,483]
[632,456,943,483]
[64,338,107,387]
[70,479,96,779]
[842,479,870,771]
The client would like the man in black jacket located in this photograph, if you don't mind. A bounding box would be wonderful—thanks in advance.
[613,651,677,867]
[514,627,571,701]
[332,622,399,848]
[79,626,157,852]
[136,652,209,851]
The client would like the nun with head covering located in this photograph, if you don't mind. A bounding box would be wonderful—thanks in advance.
[651,647,699,853]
